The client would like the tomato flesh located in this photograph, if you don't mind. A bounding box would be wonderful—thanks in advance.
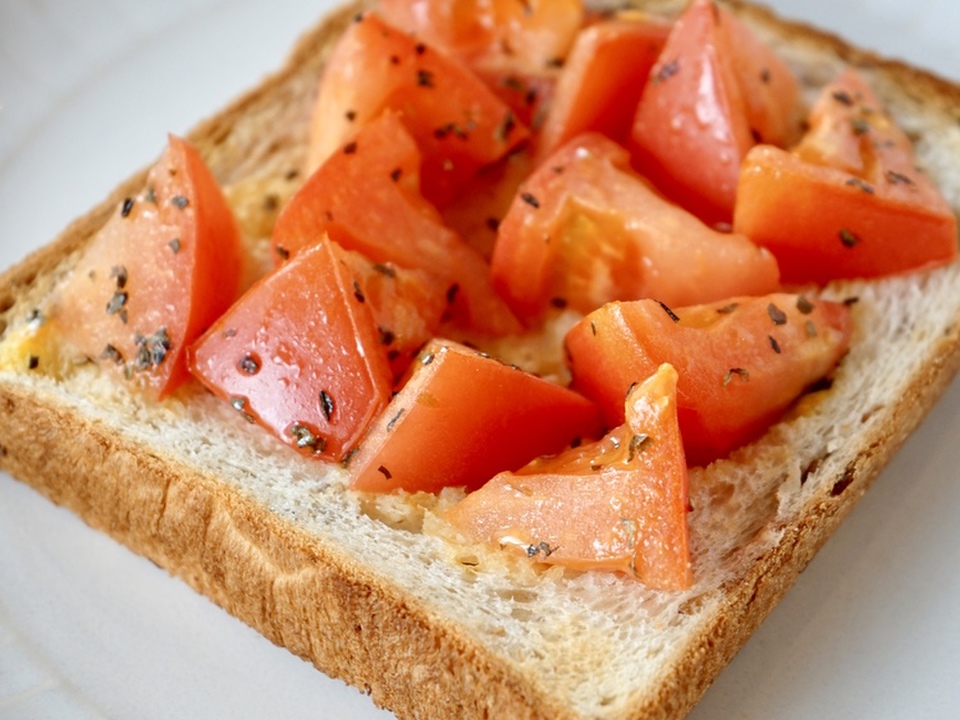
[565,294,852,466]
[51,134,243,399]
[445,363,692,589]
[343,253,447,383]
[734,69,958,283]
[306,12,529,208]
[630,0,799,225]
[377,0,583,77]
[275,111,522,337]
[536,16,671,161]
[490,133,780,323]
[188,240,393,461]
[348,339,603,493]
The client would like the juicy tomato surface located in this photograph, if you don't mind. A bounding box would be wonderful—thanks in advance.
[377,0,583,77]
[344,253,447,382]
[565,293,852,466]
[440,146,536,260]
[472,67,556,130]
[275,111,522,337]
[188,240,393,462]
[490,133,780,323]
[52,134,243,399]
[535,15,671,161]
[630,0,799,225]
[306,12,529,207]
[734,69,958,283]
[348,339,603,494]
[445,363,692,590]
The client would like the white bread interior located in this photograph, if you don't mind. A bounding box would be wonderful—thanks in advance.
[2,2,960,719]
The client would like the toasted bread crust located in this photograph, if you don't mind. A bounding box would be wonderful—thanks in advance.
[3,2,960,720]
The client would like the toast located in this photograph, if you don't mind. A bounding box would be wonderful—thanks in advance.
[2,2,960,719]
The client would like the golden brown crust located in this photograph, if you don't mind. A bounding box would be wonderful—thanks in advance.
[0,380,582,720]
[3,2,960,720]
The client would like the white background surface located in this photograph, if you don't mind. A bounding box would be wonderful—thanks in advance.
[1,1,958,719]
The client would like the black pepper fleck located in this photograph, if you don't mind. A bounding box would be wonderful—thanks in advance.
[767,303,787,325]
[839,228,861,248]
[320,390,335,422]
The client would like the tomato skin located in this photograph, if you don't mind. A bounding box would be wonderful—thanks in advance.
[343,253,447,383]
[630,0,799,225]
[52,134,243,399]
[377,0,583,77]
[565,294,852,466]
[348,340,603,494]
[473,68,556,131]
[445,363,692,590]
[734,70,958,284]
[536,16,671,161]
[276,111,522,337]
[306,12,529,208]
[490,133,780,323]
[377,0,497,60]
[188,240,393,462]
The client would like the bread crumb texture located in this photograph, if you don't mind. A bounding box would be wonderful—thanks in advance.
[2,1,960,719]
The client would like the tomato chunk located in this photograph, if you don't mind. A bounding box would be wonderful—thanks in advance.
[490,133,780,323]
[630,0,799,224]
[51,134,243,399]
[445,363,692,589]
[306,12,529,207]
[536,15,671,161]
[734,69,958,283]
[348,339,603,493]
[565,294,852,466]
[343,254,447,382]
[377,0,583,78]
[188,240,393,462]
[275,111,522,337]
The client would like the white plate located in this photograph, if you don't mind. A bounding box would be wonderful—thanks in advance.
[0,2,958,719]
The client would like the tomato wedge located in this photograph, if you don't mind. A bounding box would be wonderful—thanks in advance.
[188,240,393,462]
[630,0,799,224]
[490,133,780,323]
[535,15,671,161]
[343,253,446,383]
[377,0,583,78]
[564,293,852,466]
[275,111,522,337]
[445,363,692,589]
[734,69,958,283]
[348,340,603,494]
[306,12,529,208]
[51,134,243,399]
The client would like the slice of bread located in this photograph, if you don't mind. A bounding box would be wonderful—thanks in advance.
[2,2,960,719]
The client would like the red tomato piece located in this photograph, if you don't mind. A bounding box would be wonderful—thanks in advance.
[188,240,393,462]
[377,0,583,78]
[536,15,671,161]
[440,147,537,261]
[734,70,958,283]
[51,134,243,399]
[343,253,446,382]
[377,0,497,60]
[445,363,692,590]
[489,133,780,323]
[564,293,852,466]
[306,12,529,207]
[722,4,800,149]
[472,68,555,131]
[275,111,522,337]
[347,339,603,494]
[630,0,799,225]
